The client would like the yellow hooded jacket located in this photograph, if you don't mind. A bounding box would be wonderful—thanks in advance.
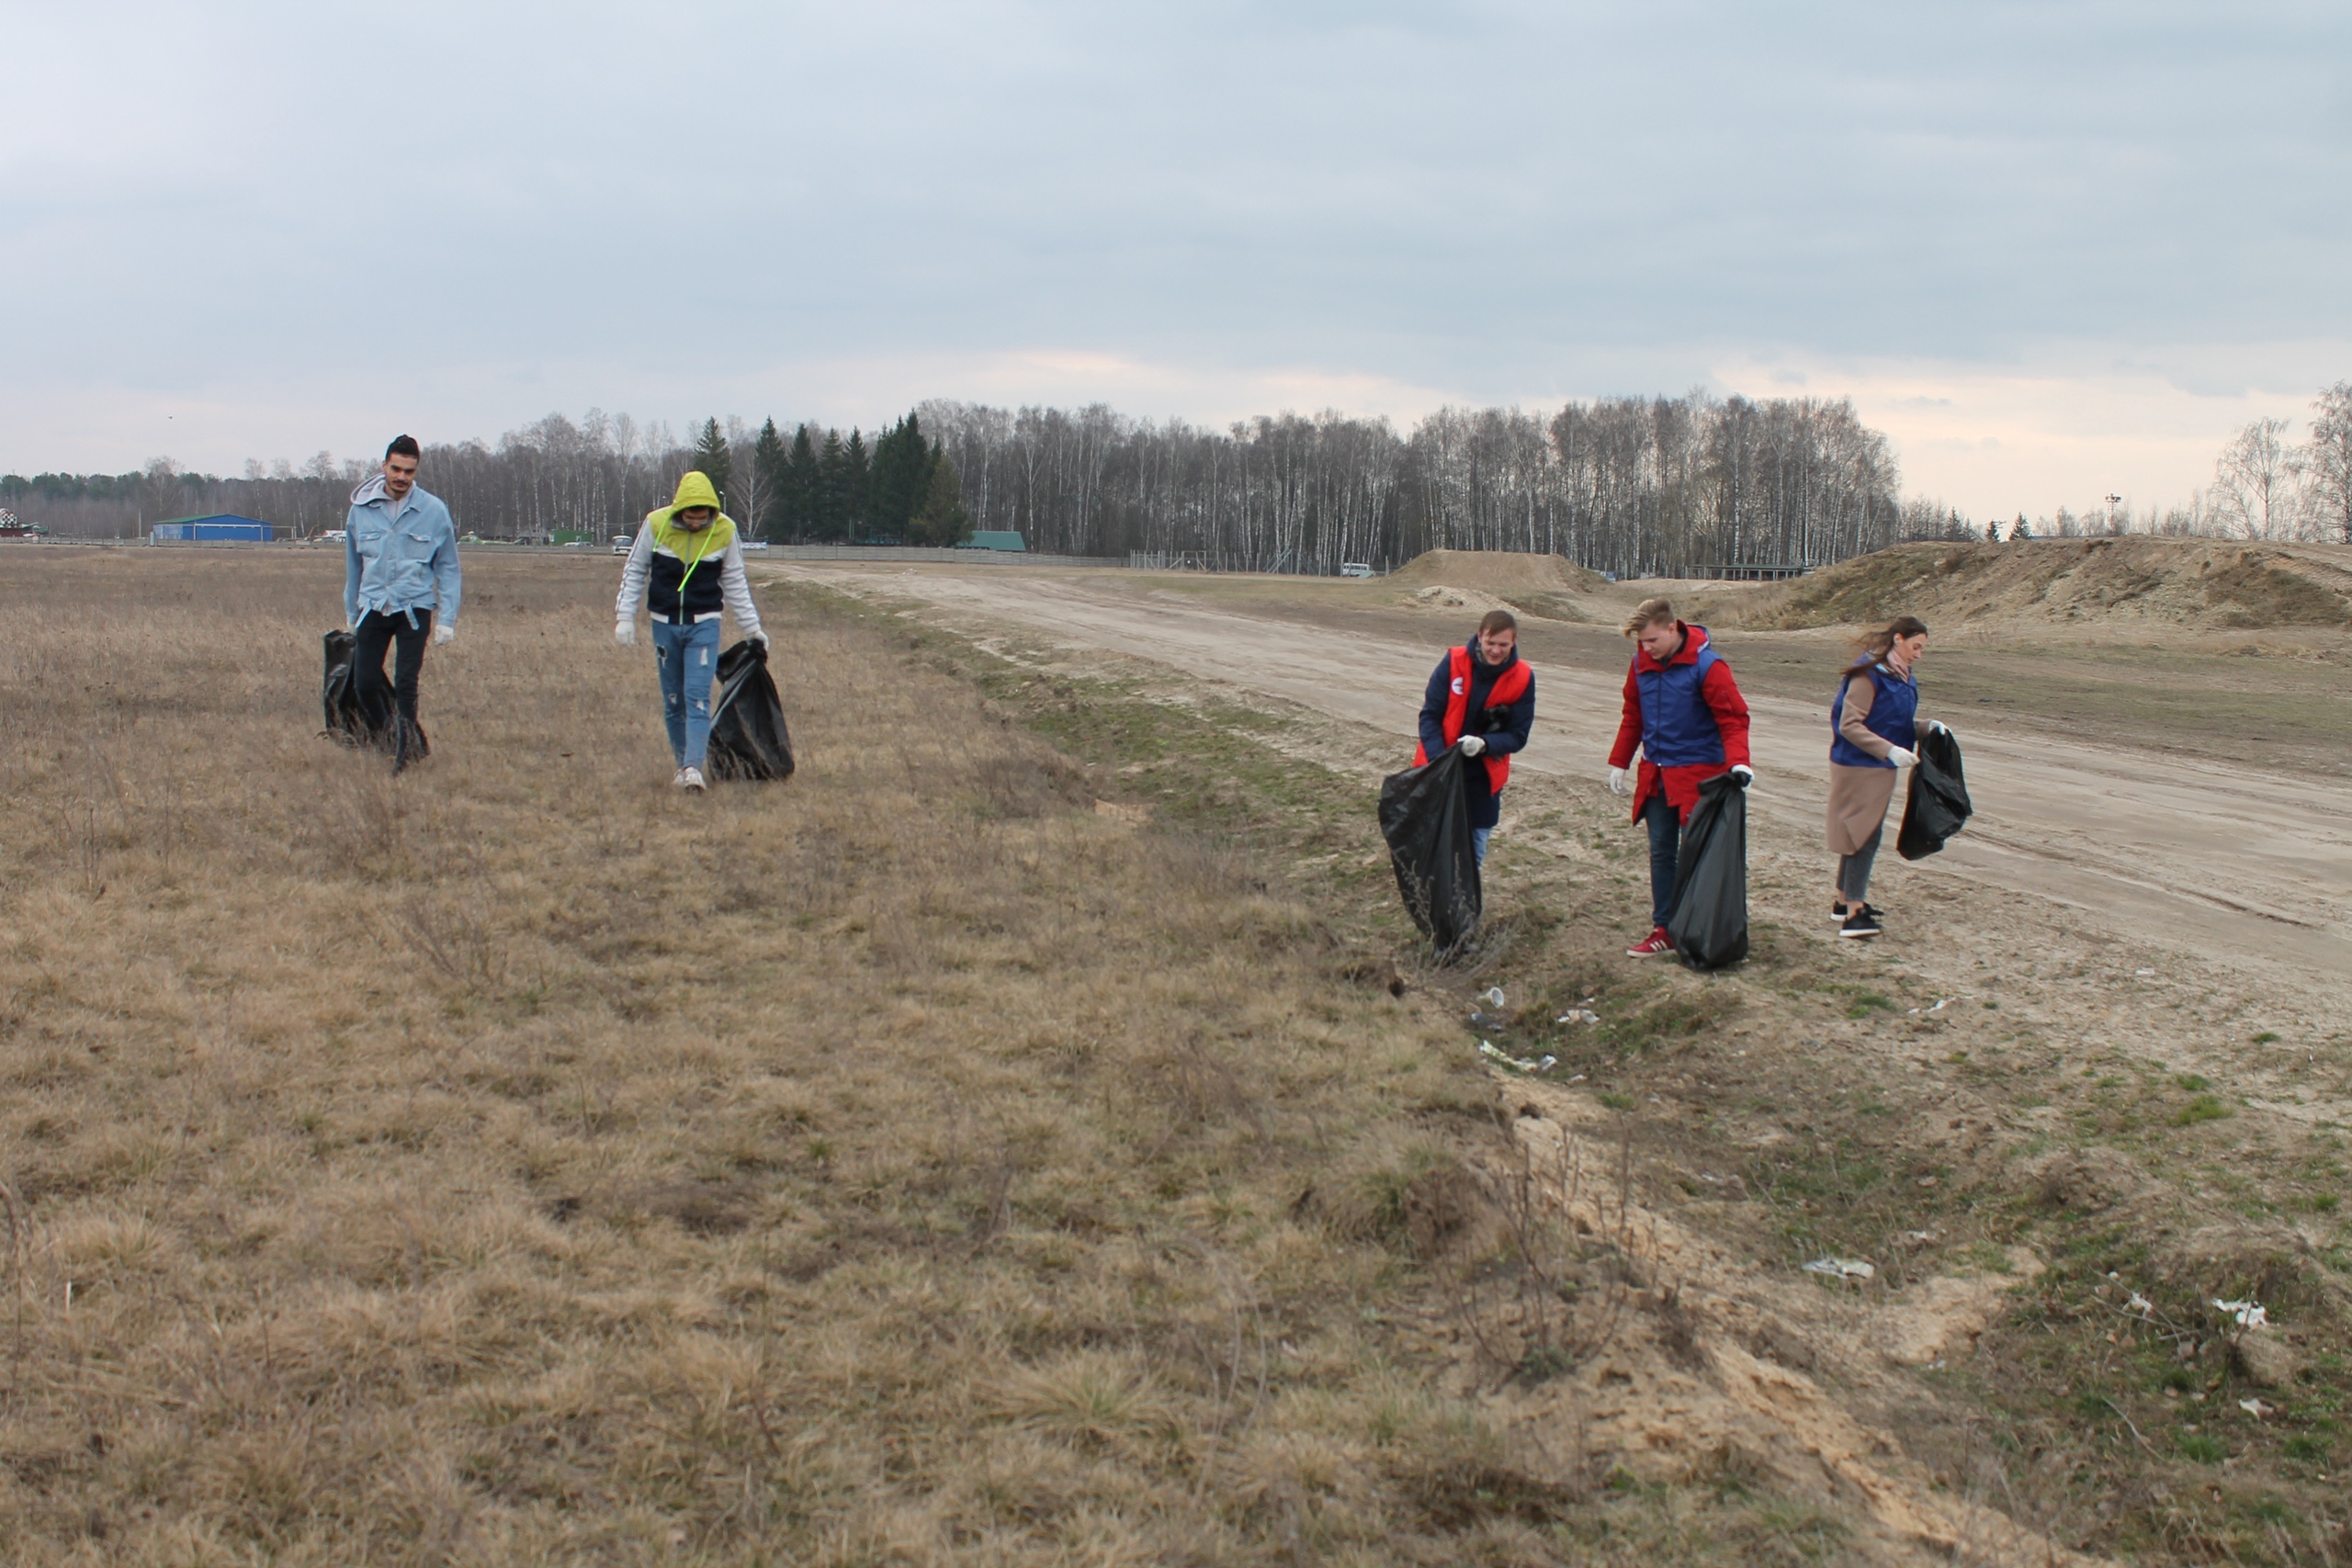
[630,470,745,624]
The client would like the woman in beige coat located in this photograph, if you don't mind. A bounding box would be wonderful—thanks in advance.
[1826,615,1946,939]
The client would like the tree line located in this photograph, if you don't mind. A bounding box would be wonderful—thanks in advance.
[915,393,1960,575]
[15,379,2342,564]
[1,392,1945,570]
[1,409,973,547]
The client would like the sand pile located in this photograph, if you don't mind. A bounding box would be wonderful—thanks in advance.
[1391,549,1604,596]
[1704,538,2352,632]
[1390,550,1604,620]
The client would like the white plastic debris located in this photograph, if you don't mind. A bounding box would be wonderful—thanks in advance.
[2135,968,2156,977]
[2213,1298,2269,1330]
[1477,1041,1553,1075]
[2126,1292,2154,1318]
[1480,987,1506,1007]
[1804,1258,1875,1282]
[1556,1010,1600,1025]
[2240,1397,2275,1419]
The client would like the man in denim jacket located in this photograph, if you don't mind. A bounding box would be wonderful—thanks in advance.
[344,434,462,772]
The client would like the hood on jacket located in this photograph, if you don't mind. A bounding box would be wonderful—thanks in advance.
[647,470,734,536]
[1639,622,1711,671]
[350,474,390,507]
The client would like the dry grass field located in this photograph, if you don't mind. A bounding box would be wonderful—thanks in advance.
[6,545,2350,1567]
[0,547,1915,1566]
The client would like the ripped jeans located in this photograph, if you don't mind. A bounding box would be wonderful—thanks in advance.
[652,616,721,768]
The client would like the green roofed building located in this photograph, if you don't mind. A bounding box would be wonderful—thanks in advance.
[962,530,1026,552]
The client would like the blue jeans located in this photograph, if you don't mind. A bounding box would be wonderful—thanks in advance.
[652,617,721,768]
[1472,827,1491,864]
[1641,794,1681,930]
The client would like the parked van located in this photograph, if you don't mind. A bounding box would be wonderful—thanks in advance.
[1340,562,1374,579]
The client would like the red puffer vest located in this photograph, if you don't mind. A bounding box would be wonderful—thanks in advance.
[1412,645,1532,792]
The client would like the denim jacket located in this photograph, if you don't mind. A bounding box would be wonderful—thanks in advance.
[345,476,462,627]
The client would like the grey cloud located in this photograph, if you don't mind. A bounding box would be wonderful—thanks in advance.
[2,0,2346,468]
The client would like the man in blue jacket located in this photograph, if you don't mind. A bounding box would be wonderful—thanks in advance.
[1415,609,1536,865]
[344,434,462,773]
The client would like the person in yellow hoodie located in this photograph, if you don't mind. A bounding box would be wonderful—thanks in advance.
[614,471,768,791]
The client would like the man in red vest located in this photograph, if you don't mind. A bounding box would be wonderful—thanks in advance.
[1415,609,1537,865]
[1606,597,1753,956]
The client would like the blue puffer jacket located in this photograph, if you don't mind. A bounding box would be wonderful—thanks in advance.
[1830,662,1918,769]
[345,476,462,627]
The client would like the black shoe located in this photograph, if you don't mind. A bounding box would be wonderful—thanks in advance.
[1838,906,1883,940]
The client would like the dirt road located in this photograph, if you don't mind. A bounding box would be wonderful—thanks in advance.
[785,563,2351,983]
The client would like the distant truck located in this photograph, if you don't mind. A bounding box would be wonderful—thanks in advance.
[1340,562,1374,578]
[0,510,48,539]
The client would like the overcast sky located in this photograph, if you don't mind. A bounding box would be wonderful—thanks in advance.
[5,0,2346,519]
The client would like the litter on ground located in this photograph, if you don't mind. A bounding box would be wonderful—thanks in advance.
[1804,1258,1876,1282]
[1479,987,1506,1007]
[2214,1298,2269,1329]
[2241,1397,2275,1419]
[1556,1010,1600,1025]
[1476,1041,1555,1074]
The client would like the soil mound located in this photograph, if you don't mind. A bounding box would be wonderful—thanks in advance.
[1391,550,1603,621]
[1708,538,2352,632]
[1392,549,1604,597]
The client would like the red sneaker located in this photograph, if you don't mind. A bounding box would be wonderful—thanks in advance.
[1625,927,1675,957]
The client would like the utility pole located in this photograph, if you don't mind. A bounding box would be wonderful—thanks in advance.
[2104,493,2122,533]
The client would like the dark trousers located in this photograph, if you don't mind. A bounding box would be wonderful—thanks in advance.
[1642,793,1682,930]
[354,608,432,768]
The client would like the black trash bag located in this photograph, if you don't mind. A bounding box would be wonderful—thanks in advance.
[1897,726,1972,861]
[1664,771,1748,971]
[706,639,795,783]
[1378,747,1482,954]
[321,628,397,749]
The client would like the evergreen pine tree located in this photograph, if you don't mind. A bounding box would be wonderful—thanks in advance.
[817,429,849,542]
[910,452,971,546]
[2011,513,2031,540]
[842,429,870,538]
[750,418,786,539]
[783,424,820,540]
[692,418,733,513]
[866,412,932,542]
[1984,517,2000,543]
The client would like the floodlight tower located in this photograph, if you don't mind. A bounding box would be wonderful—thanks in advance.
[2104,493,2122,532]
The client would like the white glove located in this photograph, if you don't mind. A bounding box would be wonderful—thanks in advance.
[1608,767,1630,795]
[615,619,637,648]
[1730,764,1754,786]
[751,630,770,649]
[1887,747,1918,768]
[1457,734,1487,757]
[433,623,455,647]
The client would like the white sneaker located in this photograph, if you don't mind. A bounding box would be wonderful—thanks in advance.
[680,766,707,792]
[672,768,690,788]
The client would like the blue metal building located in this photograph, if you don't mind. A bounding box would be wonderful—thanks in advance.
[151,514,277,542]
